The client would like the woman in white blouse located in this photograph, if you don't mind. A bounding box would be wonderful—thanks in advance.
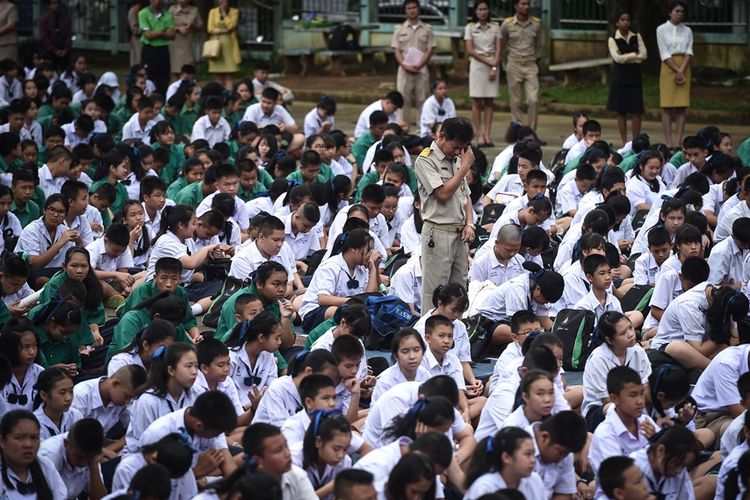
[656,0,693,150]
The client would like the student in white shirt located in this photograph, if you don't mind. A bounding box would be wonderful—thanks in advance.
[556,162,596,221]
[717,412,750,500]
[296,228,381,333]
[372,328,431,403]
[0,319,44,416]
[121,95,158,143]
[37,419,107,500]
[388,251,423,315]
[469,223,524,286]
[191,96,231,147]
[692,344,750,423]
[229,215,297,290]
[588,366,657,474]
[284,203,322,263]
[708,216,750,288]
[625,150,667,214]
[38,145,73,198]
[582,312,651,429]
[0,409,68,500]
[353,92,403,139]
[489,311,540,391]
[597,455,652,500]
[464,427,547,500]
[303,95,336,137]
[715,193,750,243]
[379,396,455,448]
[571,167,627,226]
[501,370,555,430]
[419,79,456,137]
[573,254,643,328]
[106,318,178,376]
[633,226,672,286]
[62,114,95,147]
[243,87,300,133]
[292,412,352,497]
[33,367,83,442]
[86,223,137,301]
[562,112,588,150]
[564,119,602,166]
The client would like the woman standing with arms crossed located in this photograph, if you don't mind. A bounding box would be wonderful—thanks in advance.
[464,1,500,148]
[607,11,646,147]
[657,0,693,151]
[207,0,241,90]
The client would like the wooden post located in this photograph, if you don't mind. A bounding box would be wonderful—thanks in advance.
[540,0,553,71]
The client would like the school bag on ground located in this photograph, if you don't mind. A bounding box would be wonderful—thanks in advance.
[364,294,417,350]
[552,308,597,371]
[620,284,654,315]
[202,276,248,328]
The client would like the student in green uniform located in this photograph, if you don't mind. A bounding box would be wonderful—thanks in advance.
[150,121,185,185]
[90,150,129,217]
[11,166,41,228]
[175,80,201,138]
[237,145,274,188]
[227,121,259,160]
[0,132,22,175]
[166,158,205,200]
[174,164,217,208]
[352,110,388,169]
[287,150,330,185]
[37,85,73,132]
[31,300,83,370]
[235,158,267,202]
[107,292,192,363]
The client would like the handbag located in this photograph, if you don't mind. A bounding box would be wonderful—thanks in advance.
[202,38,221,59]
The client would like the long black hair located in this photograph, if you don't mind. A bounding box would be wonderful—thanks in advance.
[466,427,532,488]
[152,204,194,244]
[0,410,53,500]
[302,411,351,472]
[706,287,749,344]
[383,396,454,441]
[115,318,177,357]
[385,452,436,500]
[63,247,104,310]
[146,343,196,397]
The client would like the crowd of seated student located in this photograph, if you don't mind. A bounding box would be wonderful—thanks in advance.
[1,54,750,499]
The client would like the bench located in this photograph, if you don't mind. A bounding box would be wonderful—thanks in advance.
[428,53,454,80]
[549,57,611,86]
[277,48,323,76]
[318,50,361,77]
[360,46,395,73]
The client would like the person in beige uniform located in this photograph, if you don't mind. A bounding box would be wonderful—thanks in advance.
[168,0,203,77]
[501,0,540,131]
[465,1,501,148]
[415,117,476,309]
[391,0,435,128]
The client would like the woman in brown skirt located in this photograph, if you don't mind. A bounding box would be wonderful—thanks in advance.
[656,0,693,150]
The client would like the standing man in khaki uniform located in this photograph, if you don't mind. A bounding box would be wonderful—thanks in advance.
[501,0,541,131]
[415,117,475,308]
[391,0,435,128]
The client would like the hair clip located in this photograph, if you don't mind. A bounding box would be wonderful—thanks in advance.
[243,454,258,472]
[310,408,342,437]
[238,320,251,341]
[486,437,494,454]
[407,398,429,425]
[150,345,167,361]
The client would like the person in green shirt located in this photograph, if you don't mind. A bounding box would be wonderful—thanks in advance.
[116,257,200,339]
[235,158,272,202]
[166,158,206,200]
[739,135,750,168]
[37,86,73,132]
[287,150,333,185]
[151,121,186,185]
[138,0,175,95]
[107,291,192,363]
[174,81,201,138]
[11,167,41,228]
[32,300,83,370]
[111,87,144,140]
[174,172,216,209]
[352,110,388,169]
[618,133,650,174]
[90,150,130,217]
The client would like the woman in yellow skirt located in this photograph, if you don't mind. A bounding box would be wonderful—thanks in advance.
[656,0,693,150]
[207,0,241,89]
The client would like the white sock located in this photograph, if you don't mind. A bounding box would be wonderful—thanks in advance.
[191,303,203,315]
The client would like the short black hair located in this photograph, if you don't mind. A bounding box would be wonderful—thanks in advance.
[538,410,587,453]
[679,256,709,285]
[599,456,635,497]
[361,183,385,204]
[331,335,364,363]
[334,469,374,499]
[197,337,230,368]
[384,91,404,108]
[214,163,240,180]
[69,418,104,455]
[369,110,389,127]
[525,169,547,185]
[298,202,321,225]
[198,209,226,230]
[191,390,238,433]
[647,226,671,247]
[261,87,280,102]
[425,314,453,336]
[104,223,130,247]
[582,119,601,135]
[140,175,167,199]
[205,95,223,111]
[606,365,642,396]
[575,163,596,181]
[299,373,336,403]
[582,253,609,277]
[419,375,459,406]
[510,310,538,333]
[60,179,88,203]
[301,150,322,167]
[410,431,453,469]
[733,217,750,246]
[440,117,473,144]
[154,257,182,275]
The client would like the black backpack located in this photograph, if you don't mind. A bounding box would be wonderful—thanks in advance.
[552,309,597,371]
[364,295,417,350]
[329,24,360,51]
[202,276,249,328]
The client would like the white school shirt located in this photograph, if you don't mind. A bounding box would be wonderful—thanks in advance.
[192,370,244,416]
[571,190,605,225]
[475,272,549,322]
[107,349,145,376]
[0,76,21,102]
[0,211,21,251]
[327,205,389,254]
[487,173,524,200]
[22,120,43,146]
[650,281,708,351]
[419,95,456,136]
[283,212,321,259]
[354,100,400,139]
[191,115,231,147]
[125,174,141,202]
[564,139,587,165]
[399,214,420,254]
[716,200,750,243]
[490,342,523,390]
[0,123,31,144]
[553,222,584,273]
[303,108,335,137]
[719,193,743,222]
[112,451,198,500]
[0,454,67,500]
[142,199,174,237]
[298,254,370,320]
[1,282,33,307]
[588,408,657,474]
[86,237,134,272]
[38,433,101,499]
[310,329,367,381]
[15,219,75,269]
[124,387,201,454]
[121,114,158,143]
[229,346,278,407]
[556,177,586,216]
[562,133,579,150]
[280,465,319,500]
[197,191,250,231]
[500,405,532,430]
[413,309,471,362]
[493,195,554,235]
[242,102,295,128]
[281,409,365,453]
[717,440,749,500]
[389,252,423,312]
[642,268,682,331]
[631,447,695,500]
[71,377,128,433]
[582,344,652,417]
[228,240,296,282]
[464,471,547,500]
[0,364,43,417]
[528,421,578,497]
[488,143,516,181]
[84,204,104,239]
[38,164,69,199]
[633,251,660,286]
[353,438,410,500]
[692,344,750,413]
[421,349,465,390]
[573,289,623,317]
[145,231,193,284]
[251,375,302,427]
[626,175,666,213]
[371,363,431,403]
[721,410,746,460]
[361,141,412,176]
[361,381,466,448]
[708,236,749,288]
[468,248,525,286]
[291,446,352,493]
[64,213,94,247]
[139,407,228,459]
[61,122,92,148]
[34,406,83,442]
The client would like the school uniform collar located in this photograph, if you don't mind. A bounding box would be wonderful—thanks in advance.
[728,237,746,258]
[423,348,448,370]
[4,460,39,494]
[430,141,447,162]
[511,14,533,26]
[402,19,428,31]
[609,408,643,439]
[613,30,636,41]
[89,378,107,410]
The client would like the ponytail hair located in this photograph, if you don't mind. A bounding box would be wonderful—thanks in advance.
[30,300,82,329]
[226,311,281,348]
[431,283,469,312]
[302,411,351,470]
[466,427,532,488]
[648,364,690,418]
[146,343,196,397]
[116,318,177,357]
[33,367,73,410]
[383,396,454,441]
[0,410,53,500]
[153,204,194,244]
[134,291,187,325]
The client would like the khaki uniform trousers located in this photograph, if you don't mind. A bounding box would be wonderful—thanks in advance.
[506,60,539,131]
[420,221,469,310]
[397,66,430,126]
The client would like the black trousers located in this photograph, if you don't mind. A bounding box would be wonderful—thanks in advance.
[141,44,170,96]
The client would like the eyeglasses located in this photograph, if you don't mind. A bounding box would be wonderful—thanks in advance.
[7,393,28,405]
[45,207,66,216]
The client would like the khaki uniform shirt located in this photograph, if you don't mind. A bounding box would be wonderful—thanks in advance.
[500,15,540,61]
[415,142,469,225]
[464,22,500,55]
[391,20,436,55]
